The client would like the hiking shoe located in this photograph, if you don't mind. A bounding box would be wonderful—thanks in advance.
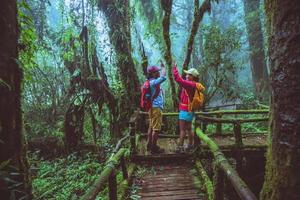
[175,145,185,154]
[185,144,195,153]
[151,145,165,154]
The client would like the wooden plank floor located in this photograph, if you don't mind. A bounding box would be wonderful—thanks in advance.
[136,164,204,200]
[137,134,267,156]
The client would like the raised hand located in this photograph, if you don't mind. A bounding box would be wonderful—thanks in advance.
[160,59,166,76]
[172,59,177,67]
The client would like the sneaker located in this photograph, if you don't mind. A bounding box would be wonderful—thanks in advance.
[175,145,185,154]
[185,144,195,153]
[151,145,165,154]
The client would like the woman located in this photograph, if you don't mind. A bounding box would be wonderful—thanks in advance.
[172,65,205,153]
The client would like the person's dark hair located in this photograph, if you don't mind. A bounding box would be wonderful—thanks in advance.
[193,76,199,82]
[147,72,155,79]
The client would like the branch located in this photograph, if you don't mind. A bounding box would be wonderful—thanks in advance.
[182,0,211,73]
[161,0,178,109]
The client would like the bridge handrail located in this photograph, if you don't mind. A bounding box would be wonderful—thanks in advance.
[81,131,133,200]
[196,128,257,200]
[139,109,269,116]
[196,115,269,123]
[81,148,127,200]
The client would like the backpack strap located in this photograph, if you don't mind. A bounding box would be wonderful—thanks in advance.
[184,89,190,103]
[151,84,160,101]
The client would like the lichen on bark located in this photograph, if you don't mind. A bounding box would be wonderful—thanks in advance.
[260,1,300,199]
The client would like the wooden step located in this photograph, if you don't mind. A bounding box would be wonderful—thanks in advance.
[132,164,205,200]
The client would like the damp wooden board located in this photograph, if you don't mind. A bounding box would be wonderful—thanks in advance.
[137,134,267,155]
[136,164,204,200]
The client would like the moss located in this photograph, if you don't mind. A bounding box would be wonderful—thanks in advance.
[182,0,210,72]
[117,164,136,200]
[195,160,214,200]
[264,0,277,36]
[161,0,179,109]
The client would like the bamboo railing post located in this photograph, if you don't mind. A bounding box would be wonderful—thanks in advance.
[196,128,257,200]
[129,121,136,154]
[202,121,207,133]
[108,170,117,200]
[135,109,141,133]
[233,123,243,173]
[120,156,128,180]
[216,113,222,135]
[213,162,224,200]
[194,117,201,146]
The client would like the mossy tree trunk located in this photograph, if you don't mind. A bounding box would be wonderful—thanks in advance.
[161,0,179,110]
[0,0,31,198]
[243,0,270,102]
[98,0,140,126]
[182,0,211,73]
[64,103,85,150]
[260,1,300,200]
[136,29,148,77]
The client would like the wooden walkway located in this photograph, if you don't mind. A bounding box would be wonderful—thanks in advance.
[138,134,267,154]
[82,109,268,200]
[134,164,204,200]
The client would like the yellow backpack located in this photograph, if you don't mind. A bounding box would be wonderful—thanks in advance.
[187,83,205,112]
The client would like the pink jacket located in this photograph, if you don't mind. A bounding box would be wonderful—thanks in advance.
[172,66,196,111]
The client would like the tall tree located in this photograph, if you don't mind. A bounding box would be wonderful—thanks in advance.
[182,0,211,73]
[98,0,140,121]
[0,0,31,198]
[161,0,178,109]
[260,1,300,199]
[243,0,270,102]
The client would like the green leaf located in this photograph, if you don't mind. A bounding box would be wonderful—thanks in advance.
[0,159,11,170]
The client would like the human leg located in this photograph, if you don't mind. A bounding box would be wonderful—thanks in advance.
[175,120,186,153]
[179,120,186,146]
[147,126,152,151]
[147,110,153,151]
[186,121,193,146]
[150,108,164,154]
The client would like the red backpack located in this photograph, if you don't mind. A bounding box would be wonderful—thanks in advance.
[140,80,160,111]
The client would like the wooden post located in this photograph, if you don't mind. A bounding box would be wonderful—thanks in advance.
[195,160,214,200]
[233,123,243,173]
[196,128,257,200]
[216,114,222,135]
[108,170,117,200]
[120,156,128,180]
[202,121,207,133]
[194,117,201,146]
[213,163,224,200]
[129,122,136,154]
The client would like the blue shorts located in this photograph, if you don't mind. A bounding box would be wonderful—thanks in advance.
[179,111,195,122]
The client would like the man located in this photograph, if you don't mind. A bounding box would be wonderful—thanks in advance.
[146,62,166,154]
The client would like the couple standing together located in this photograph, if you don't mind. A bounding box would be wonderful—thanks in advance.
[145,61,205,154]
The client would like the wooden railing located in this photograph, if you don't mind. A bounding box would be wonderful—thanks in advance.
[138,108,268,199]
[196,128,257,200]
[82,108,267,200]
[81,111,140,200]
[194,109,269,172]
[139,109,269,148]
[81,137,133,200]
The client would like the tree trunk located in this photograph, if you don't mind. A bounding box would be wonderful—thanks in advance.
[161,0,179,110]
[243,0,270,102]
[64,103,85,150]
[136,28,148,77]
[260,1,300,200]
[0,0,31,198]
[182,0,211,73]
[98,0,140,124]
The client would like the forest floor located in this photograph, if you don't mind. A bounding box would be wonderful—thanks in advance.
[28,151,111,199]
